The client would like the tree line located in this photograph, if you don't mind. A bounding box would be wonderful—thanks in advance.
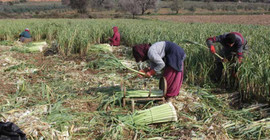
[69,0,183,16]
[69,0,269,16]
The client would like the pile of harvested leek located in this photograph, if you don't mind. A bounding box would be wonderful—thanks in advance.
[11,41,47,53]
[87,44,146,76]
[121,102,177,126]
[110,53,146,76]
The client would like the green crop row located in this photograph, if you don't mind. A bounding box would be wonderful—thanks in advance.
[0,19,269,102]
[0,2,69,13]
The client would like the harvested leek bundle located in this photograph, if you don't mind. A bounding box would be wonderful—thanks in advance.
[88,43,112,53]
[122,90,163,97]
[122,102,177,126]
[11,41,47,53]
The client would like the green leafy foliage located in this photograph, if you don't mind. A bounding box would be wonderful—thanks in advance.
[0,19,269,103]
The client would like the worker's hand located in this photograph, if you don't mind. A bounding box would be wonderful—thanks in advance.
[238,57,242,64]
[231,71,237,78]
[138,69,147,78]
[143,67,151,72]
[222,58,228,63]
[210,45,216,54]
[146,69,156,78]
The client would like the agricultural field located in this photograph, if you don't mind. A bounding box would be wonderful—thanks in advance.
[0,2,71,18]
[141,15,270,26]
[0,19,270,139]
[0,2,67,13]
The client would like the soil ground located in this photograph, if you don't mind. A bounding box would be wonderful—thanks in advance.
[141,15,270,26]
[0,44,268,139]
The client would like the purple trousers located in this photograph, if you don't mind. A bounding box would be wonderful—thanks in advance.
[163,64,184,97]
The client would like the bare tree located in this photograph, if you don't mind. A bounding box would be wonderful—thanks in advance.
[118,0,157,17]
[119,0,140,18]
[204,0,212,3]
[69,0,89,14]
[89,0,116,11]
[89,0,104,9]
[102,0,116,10]
[137,0,158,15]
[62,0,70,5]
[170,0,183,14]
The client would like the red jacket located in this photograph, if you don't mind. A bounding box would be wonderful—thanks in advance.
[109,26,120,46]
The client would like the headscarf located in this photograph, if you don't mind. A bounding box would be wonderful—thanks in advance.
[25,28,29,32]
[132,43,151,62]
[112,26,118,33]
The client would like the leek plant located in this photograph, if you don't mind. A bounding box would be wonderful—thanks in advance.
[0,19,269,102]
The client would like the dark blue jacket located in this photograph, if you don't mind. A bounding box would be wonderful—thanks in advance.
[165,41,186,72]
[206,32,247,58]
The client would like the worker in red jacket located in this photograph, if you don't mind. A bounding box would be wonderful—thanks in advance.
[206,32,248,81]
[109,26,120,46]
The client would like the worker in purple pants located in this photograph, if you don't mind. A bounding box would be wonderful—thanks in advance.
[132,41,186,101]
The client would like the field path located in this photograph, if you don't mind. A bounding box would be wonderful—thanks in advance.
[141,15,270,26]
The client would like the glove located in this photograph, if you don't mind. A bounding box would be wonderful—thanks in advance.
[238,57,242,64]
[210,45,216,54]
[138,69,147,78]
[146,69,156,78]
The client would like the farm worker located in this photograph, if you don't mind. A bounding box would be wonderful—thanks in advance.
[19,28,32,43]
[109,26,120,46]
[133,41,186,101]
[206,32,248,80]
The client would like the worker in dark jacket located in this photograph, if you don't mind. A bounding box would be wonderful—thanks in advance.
[19,28,32,43]
[206,32,248,63]
[206,32,248,80]
[133,41,186,101]
[109,26,120,46]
